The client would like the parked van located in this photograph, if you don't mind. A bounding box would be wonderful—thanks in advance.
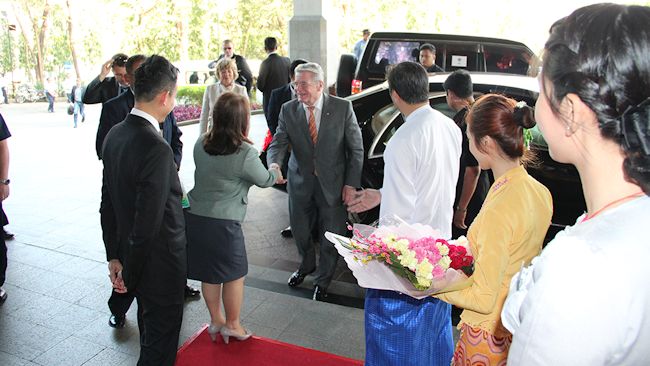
[336,32,540,97]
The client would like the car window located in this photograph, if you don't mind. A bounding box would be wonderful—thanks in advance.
[483,45,532,75]
[443,43,480,72]
[368,41,421,74]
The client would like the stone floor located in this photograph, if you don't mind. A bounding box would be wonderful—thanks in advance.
[0,102,369,366]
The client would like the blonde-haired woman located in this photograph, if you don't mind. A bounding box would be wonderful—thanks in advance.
[199,58,248,134]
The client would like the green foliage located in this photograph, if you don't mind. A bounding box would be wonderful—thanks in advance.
[0,18,13,76]
[176,85,206,105]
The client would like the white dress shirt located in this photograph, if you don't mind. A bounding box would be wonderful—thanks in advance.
[131,107,160,134]
[502,196,650,365]
[379,105,461,238]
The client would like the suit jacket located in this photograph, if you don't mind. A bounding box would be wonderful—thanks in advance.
[96,89,183,167]
[257,53,291,113]
[100,114,186,304]
[216,54,253,94]
[267,94,364,206]
[82,76,126,104]
[265,84,293,136]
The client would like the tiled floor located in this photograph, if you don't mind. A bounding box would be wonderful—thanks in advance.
[0,102,366,365]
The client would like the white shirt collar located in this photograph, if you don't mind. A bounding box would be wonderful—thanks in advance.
[405,104,430,123]
[302,94,324,112]
[131,108,160,131]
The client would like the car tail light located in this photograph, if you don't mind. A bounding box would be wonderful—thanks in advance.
[351,79,362,94]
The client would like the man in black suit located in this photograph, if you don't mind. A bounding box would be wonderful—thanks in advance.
[209,40,253,95]
[96,55,182,166]
[257,37,291,114]
[97,55,193,330]
[265,58,308,136]
[100,55,186,366]
[419,43,444,73]
[82,53,129,104]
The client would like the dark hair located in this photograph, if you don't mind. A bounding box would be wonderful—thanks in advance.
[112,53,128,67]
[264,37,278,51]
[133,55,178,103]
[419,43,436,53]
[386,61,429,104]
[125,54,146,76]
[203,92,252,155]
[443,69,473,99]
[467,94,536,161]
[290,58,308,78]
[542,3,650,194]
[362,29,370,35]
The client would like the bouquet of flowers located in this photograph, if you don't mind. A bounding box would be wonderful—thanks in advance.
[325,216,474,298]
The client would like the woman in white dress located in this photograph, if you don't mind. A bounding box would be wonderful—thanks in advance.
[199,58,248,134]
[501,4,650,365]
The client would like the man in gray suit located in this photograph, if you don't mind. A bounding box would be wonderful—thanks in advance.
[267,62,363,301]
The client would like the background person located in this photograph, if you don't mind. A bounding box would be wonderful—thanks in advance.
[419,43,444,73]
[435,94,552,365]
[199,58,248,135]
[347,61,461,366]
[257,37,291,115]
[210,40,253,95]
[443,70,491,237]
[100,55,186,365]
[69,79,86,128]
[185,92,281,343]
[353,29,370,61]
[267,62,363,301]
[44,78,56,113]
[82,53,129,104]
[501,4,650,365]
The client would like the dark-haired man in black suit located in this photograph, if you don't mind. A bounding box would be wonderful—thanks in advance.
[100,55,186,366]
[83,53,130,104]
[257,37,291,114]
[265,58,308,136]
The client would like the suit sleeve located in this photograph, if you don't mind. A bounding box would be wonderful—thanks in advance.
[266,103,290,168]
[266,89,282,135]
[96,102,115,160]
[100,168,119,261]
[238,57,253,95]
[343,101,364,187]
[257,59,268,92]
[168,113,183,169]
[82,76,111,104]
[241,146,277,188]
[199,86,211,134]
[122,143,174,292]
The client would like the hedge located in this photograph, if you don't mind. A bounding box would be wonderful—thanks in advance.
[176,85,206,105]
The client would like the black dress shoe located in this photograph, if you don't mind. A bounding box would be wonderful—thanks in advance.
[2,229,14,240]
[108,314,126,328]
[184,285,200,298]
[287,269,314,287]
[280,226,293,238]
[313,285,328,301]
[0,287,7,304]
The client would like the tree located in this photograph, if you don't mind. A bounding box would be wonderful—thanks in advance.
[12,0,50,85]
[65,0,80,79]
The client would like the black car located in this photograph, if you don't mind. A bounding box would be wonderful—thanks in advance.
[337,32,540,97]
[347,72,585,240]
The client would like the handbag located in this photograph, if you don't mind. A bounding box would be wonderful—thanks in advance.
[67,103,74,115]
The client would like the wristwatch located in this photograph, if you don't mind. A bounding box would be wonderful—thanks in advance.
[0,179,9,185]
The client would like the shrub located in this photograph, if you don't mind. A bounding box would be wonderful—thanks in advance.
[173,104,201,122]
[176,85,206,105]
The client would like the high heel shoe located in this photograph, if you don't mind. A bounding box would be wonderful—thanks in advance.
[207,324,222,342]
[220,326,252,344]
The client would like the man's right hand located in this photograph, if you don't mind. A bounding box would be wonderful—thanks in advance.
[108,259,123,284]
[269,163,286,184]
[99,59,113,82]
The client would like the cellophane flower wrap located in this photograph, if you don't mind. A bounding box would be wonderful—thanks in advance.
[325,216,474,299]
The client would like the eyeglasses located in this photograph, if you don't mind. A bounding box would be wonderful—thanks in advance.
[291,81,316,89]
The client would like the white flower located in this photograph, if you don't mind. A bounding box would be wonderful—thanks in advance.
[515,100,527,109]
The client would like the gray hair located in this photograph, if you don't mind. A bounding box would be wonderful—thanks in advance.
[295,62,323,82]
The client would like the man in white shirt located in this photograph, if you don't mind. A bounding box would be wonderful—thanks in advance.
[347,61,461,365]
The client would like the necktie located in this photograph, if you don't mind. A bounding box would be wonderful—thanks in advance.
[308,106,318,145]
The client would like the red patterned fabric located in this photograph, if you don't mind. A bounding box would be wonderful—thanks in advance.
[262,129,273,151]
[452,323,512,366]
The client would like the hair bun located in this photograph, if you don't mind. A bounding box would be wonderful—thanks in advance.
[513,101,537,129]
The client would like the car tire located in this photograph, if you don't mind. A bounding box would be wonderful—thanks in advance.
[336,54,357,98]
[15,95,25,103]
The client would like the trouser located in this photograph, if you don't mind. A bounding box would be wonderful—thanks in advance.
[108,288,135,316]
[0,203,7,286]
[73,101,85,126]
[135,294,183,366]
[46,92,54,112]
[288,179,347,289]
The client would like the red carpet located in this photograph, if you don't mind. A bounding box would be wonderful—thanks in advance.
[176,325,364,366]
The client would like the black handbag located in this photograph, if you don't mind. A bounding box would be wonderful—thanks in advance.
[67,103,74,115]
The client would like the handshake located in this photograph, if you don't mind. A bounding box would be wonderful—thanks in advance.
[268,163,287,185]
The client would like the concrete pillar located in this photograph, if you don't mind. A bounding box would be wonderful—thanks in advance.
[289,0,338,86]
